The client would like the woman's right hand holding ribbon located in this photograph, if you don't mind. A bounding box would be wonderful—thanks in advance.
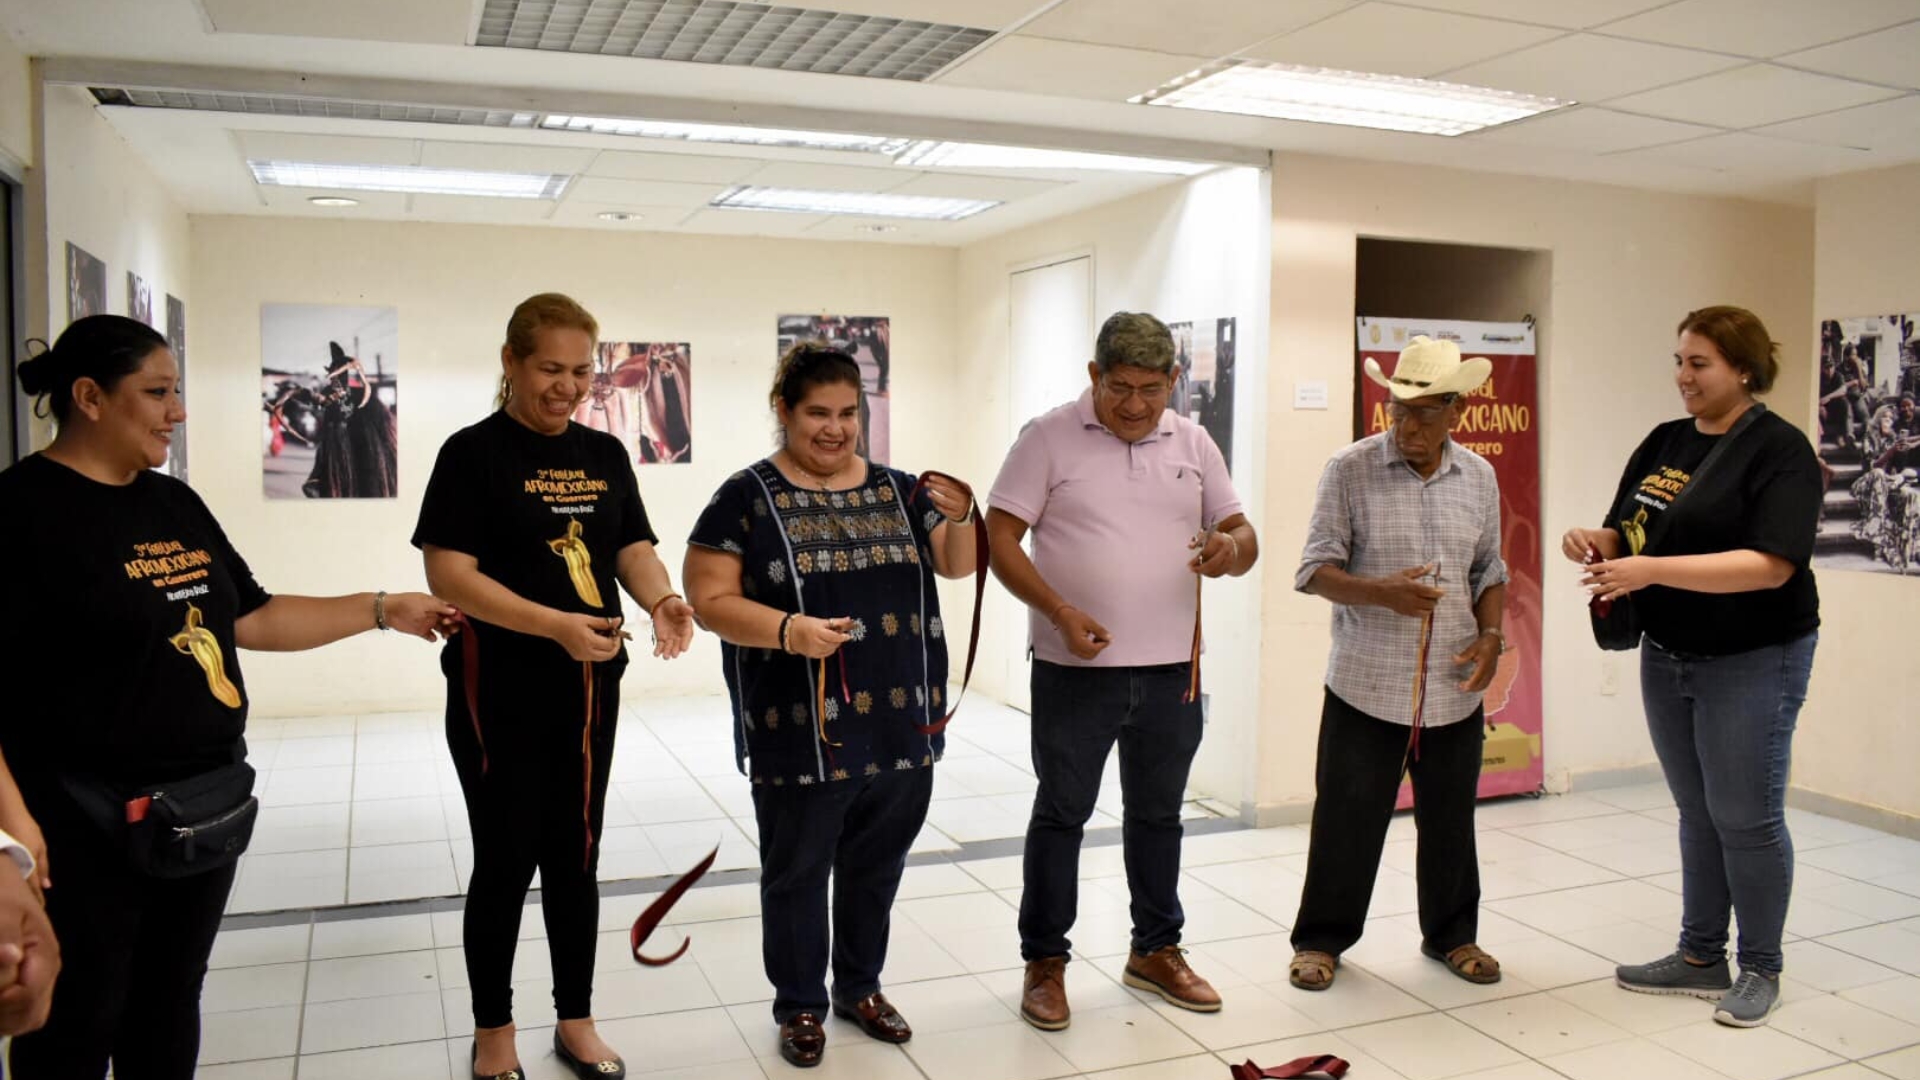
[786,615,853,659]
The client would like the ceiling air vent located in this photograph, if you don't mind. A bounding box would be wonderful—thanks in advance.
[473,0,993,80]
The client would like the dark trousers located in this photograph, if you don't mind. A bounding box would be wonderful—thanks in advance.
[10,815,237,1079]
[1019,661,1204,961]
[447,673,619,1029]
[1291,688,1485,957]
[751,767,933,1023]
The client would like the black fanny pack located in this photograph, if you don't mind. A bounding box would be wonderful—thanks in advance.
[61,761,259,879]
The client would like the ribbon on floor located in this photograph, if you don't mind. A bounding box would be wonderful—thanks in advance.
[629,846,719,966]
[1229,1054,1351,1080]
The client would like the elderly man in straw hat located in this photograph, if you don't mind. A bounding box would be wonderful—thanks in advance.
[1286,335,1510,993]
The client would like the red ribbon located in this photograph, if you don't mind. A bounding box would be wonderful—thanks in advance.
[1229,1055,1350,1080]
[629,846,718,966]
[905,470,989,735]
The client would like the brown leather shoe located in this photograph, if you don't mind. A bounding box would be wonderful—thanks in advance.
[778,1013,825,1068]
[1123,945,1222,1012]
[1021,956,1071,1031]
[832,992,912,1043]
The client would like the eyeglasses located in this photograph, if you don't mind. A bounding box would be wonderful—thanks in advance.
[1099,377,1171,404]
[1387,400,1454,426]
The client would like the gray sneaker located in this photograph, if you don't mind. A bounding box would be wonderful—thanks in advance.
[1615,951,1732,999]
[1713,970,1781,1027]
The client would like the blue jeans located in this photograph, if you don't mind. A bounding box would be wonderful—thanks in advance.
[1020,661,1204,961]
[751,767,933,1022]
[1641,631,1816,976]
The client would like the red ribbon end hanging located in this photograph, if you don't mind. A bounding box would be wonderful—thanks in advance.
[907,470,990,736]
[630,845,719,967]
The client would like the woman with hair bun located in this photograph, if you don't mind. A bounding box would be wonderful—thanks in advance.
[682,342,977,1068]
[1,314,455,1077]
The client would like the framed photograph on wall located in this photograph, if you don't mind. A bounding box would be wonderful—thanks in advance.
[127,271,153,326]
[1815,314,1920,574]
[260,304,399,500]
[66,242,105,321]
[165,294,188,481]
[777,313,890,465]
[574,341,692,464]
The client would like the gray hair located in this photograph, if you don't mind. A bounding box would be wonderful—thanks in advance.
[1094,311,1175,375]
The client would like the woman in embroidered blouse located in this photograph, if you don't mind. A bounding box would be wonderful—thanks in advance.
[684,343,975,1069]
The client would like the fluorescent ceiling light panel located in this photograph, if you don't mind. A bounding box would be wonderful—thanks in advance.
[710,186,998,220]
[892,140,1211,175]
[543,115,910,154]
[247,160,571,199]
[1135,61,1569,136]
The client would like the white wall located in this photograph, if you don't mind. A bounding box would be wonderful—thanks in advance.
[188,215,960,716]
[0,30,29,171]
[1801,163,1920,828]
[954,168,1273,813]
[34,84,191,444]
[1258,153,1816,821]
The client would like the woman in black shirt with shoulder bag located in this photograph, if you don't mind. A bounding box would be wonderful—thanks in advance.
[1563,306,1820,1030]
[0,315,455,1078]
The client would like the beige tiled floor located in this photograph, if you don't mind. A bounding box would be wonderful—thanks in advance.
[195,696,1920,1078]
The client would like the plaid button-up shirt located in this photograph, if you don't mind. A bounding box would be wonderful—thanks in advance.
[1295,432,1508,728]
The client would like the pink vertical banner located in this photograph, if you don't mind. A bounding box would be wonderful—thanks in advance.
[1357,318,1543,806]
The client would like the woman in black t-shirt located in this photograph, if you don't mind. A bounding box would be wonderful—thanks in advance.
[413,294,697,1080]
[683,345,977,1069]
[0,315,454,1078]
[1563,306,1820,1030]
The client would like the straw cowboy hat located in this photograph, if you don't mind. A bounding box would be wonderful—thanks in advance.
[1364,335,1492,400]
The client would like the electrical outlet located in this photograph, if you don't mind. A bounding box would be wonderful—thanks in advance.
[1599,656,1618,696]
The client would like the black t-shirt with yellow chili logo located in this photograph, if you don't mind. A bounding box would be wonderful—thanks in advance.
[0,454,272,798]
[412,411,657,694]
[1601,409,1820,656]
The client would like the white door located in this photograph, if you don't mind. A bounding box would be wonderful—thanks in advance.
[1002,255,1093,712]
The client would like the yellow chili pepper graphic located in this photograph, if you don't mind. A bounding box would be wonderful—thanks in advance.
[1622,507,1649,556]
[549,518,604,608]
[169,603,243,708]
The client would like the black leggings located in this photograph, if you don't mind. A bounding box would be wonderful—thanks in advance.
[10,814,237,1079]
[447,673,619,1029]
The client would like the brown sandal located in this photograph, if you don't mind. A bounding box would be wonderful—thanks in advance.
[1288,950,1339,992]
[1423,942,1501,984]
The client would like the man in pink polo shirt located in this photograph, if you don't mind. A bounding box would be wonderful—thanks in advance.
[987,311,1258,1031]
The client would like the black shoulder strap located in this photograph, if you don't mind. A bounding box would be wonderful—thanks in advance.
[1641,404,1766,554]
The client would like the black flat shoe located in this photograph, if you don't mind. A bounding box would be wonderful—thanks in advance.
[554,1029,628,1079]
[471,1041,526,1080]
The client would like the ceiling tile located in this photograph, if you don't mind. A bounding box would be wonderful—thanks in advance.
[734,162,914,192]
[933,36,1213,100]
[800,0,1045,29]
[1473,106,1722,152]
[545,201,701,229]
[1600,0,1920,58]
[200,0,472,45]
[588,150,766,184]
[1440,33,1745,102]
[566,176,732,208]
[1776,19,1920,90]
[675,209,837,237]
[1389,0,1670,28]
[1243,2,1563,78]
[408,194,558,222]
[1607,63,1903,128]
[416,141,598,174]
[1020,0,1358,59]
[235,132,418,166]
[802,216,953,244]
[886,172,1065,201]
[1753,94,1920,154]
[1611,131,1878,176]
